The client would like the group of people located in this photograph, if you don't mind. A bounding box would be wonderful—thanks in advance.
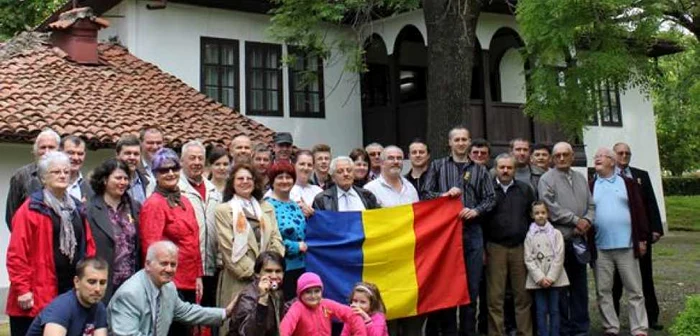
[4,125,664,336]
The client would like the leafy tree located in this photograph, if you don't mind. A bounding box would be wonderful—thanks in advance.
[0,0,63,41]
[653,36,700,176]
[268,0,484,156]
[516,0,698,138]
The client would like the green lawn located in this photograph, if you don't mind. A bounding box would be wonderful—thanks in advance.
[665,195,700,231]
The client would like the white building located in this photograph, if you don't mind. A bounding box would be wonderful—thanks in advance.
[0,0,668,315]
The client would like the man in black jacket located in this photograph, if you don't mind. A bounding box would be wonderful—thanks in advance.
[612,142,664,330]
[312,156,379,211]
[485,153,535,336]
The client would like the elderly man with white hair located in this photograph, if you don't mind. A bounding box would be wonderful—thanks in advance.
[312,156,379,211]
[108,241,235,336]
[5,128,61,230]
[590,147,649,336]
[177,141,222,311]
[364,145,423,335]
[538,141,595,336]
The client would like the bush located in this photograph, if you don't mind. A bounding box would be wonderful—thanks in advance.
[671,295,700,336]
[663,177,700,196]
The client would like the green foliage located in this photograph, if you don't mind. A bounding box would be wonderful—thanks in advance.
[663,178,700,196]
[670,295,700,335]
[653,37,700,176]
[267,0,419,73]
[665,196,700,231]
[0,0,63,41]
[516,0,664,137]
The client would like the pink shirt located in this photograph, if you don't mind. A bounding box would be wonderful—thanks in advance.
[341,312,388,336]
[280,299,368,336]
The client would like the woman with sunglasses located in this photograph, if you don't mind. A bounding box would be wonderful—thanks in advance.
[139,148,203,336]
[215,162,284,336]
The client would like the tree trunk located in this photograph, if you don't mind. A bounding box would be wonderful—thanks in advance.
[423,0,482,157]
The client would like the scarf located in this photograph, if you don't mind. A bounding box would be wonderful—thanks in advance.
[43,189,78,262]
[527,222,559,259]
[230,195,267,263]
[155,185,184,209]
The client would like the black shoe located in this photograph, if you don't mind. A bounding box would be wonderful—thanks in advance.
[650,323,664,331]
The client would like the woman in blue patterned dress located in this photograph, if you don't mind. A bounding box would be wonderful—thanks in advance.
[265,161,308,301]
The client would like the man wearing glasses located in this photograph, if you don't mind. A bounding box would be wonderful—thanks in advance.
[538,142,595,336]
[612,142,664,331]
[468,139,491,167]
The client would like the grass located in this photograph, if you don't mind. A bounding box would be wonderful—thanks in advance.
[589,231,700,335]
[665,195,700,231]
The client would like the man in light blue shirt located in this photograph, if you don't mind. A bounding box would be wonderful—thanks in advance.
[591,148,648,336]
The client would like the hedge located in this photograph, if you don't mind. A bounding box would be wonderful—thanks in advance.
[662,177,700,196]
[671,295,700,336]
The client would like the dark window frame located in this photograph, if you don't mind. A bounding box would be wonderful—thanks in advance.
[245,42,284,117]
[288,47,326,118]
[200,37,240,110]
[598,81,623,127]
[361,63,391,108]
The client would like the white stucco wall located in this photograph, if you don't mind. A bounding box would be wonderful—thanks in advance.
[499,48,526,103]
[0,145,115,315]
[99,0,363,156]
[583,87,667,228]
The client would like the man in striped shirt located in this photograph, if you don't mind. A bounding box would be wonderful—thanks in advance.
[422,126,496,336]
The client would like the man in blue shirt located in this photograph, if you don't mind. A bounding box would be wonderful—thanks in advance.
[591,147,650,336]
[26,257,109,336]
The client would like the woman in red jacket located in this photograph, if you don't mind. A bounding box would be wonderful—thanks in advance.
[6,151,96,336]
[139,148,203,336]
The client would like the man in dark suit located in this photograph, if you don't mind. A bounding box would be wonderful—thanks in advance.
[613,142,664,330]
[312,156,380,211]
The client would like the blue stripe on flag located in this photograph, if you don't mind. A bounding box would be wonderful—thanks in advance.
[305,210,364,304]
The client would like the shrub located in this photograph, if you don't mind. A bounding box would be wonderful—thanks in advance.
[671,295,700,336]
[663,177,700,196]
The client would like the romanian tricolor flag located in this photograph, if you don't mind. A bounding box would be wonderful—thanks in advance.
[305,197,469,319]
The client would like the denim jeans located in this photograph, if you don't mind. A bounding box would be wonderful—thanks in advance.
[534,288,560,336]
[560,240,590,336]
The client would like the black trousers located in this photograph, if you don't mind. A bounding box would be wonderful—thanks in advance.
[10,316,34,336]
[283,268,306,302]
[613,242,660,324]
[169,289,197,336]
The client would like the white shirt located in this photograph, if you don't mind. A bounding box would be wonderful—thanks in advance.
[67,173,84,201]
[496,178,514,194]
[263,184,323,206]
[364,175,419,207]
[337,187,366,212]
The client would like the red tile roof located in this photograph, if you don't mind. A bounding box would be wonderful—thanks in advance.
[0,32,274,149]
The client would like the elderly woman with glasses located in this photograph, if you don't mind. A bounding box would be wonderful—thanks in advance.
[6,151,96,336]
[215,162,284,336]
[139,148,203,336]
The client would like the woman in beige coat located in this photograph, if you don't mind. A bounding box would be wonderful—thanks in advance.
[215,162,284,335]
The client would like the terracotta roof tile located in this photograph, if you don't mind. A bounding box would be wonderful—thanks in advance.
[0,33,274,149]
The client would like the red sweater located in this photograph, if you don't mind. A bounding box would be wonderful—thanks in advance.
[139,193,203,289]
[6,193,96,317]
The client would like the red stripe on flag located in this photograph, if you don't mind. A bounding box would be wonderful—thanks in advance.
[413,197,470,314]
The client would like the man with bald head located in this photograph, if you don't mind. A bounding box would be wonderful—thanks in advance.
[538,142,595,336]
[590,147,649,336]
[229,135,253,163]
[612,142,664,330]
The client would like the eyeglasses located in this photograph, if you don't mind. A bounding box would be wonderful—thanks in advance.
[155,166,180,174]
[368,152,381,157]
[594,154,613,159]
[616,151,631,156]
[470,150,489,157]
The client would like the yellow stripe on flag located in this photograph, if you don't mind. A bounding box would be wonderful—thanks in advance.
[362,204,419,319]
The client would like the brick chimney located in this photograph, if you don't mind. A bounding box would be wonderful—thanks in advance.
[49,7,109,65]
